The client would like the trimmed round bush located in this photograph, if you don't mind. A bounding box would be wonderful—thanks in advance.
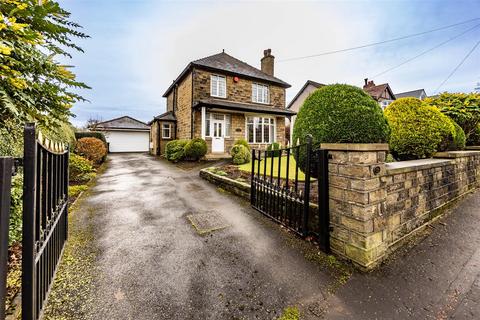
[165,139,188,162]
[230,144,251,165]
[184,138,207,160]
[69,154,95,183]
[450,121,466,150]
[467,123,480,146]
[384,98,455,160]
[234,139,250,150]
[267,142,281,157]
[75,137,107,164]
[292,84,389,172]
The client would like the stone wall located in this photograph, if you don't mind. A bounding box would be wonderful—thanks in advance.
[149,121,175,156]
[192,68,285,108]
[323,143,480,270]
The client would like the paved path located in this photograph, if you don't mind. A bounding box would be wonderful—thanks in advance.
[323,189,480,320]
[81,154,336,319]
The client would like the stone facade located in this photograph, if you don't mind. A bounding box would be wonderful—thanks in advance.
[323,144,480,270]
[149,121,175,155]
[162,66,288,154]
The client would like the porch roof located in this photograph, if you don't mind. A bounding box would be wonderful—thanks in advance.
[194,99,296,116]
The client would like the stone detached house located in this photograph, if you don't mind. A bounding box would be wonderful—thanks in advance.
[149,49,294,156]
[362,78,396,109]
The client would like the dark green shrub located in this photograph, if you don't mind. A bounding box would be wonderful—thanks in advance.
[75,137,107,164]
[385,98,455,160]
[69,154,95,183]
[68,185,88,198]
[184,138,207,160]
[267,142,281,157]
[467,124,480,146]
[165,139,189,162]
[292,84,389,172]
[230,144,251,165]
[9,174,23,245]
[234,139,250,150]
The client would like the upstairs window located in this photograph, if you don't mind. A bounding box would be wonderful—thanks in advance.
[211,75,226,98]
[252,83,269,104]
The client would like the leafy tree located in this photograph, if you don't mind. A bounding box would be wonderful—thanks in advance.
[424,92,480,140]
[0,0,89,128]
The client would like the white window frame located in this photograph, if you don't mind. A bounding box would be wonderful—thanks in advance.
[252,83,269,104]
[245,115,276,144]
[204,112,231,138]
[162,123,171,139]
[210,74,226,98]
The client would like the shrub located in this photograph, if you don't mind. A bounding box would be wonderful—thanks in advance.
[184,138,207,160]
[9,174,23,245]
[69,154,95,183]
[165,139,189,162]
[75,131,107,146]
[450,121,466,150]
[68,185,88,198]
[267,142,281,157]
[234,139,250,150]
[75,137,107,164]
[384,98,455,160]
[292,84,389,172]
[467,123,480,146]
[230,144,251,165]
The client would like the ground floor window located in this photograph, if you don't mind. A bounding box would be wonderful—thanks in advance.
[246,116,275,144]
[205,112,231,137]
[162,123,171,138]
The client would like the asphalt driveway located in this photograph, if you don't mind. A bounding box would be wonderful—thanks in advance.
[74,153,338,319]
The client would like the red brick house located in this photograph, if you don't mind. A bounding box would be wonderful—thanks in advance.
[149,49,294,156]
[363,78,396,109]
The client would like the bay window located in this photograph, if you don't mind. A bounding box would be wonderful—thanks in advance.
[246,116,275,143]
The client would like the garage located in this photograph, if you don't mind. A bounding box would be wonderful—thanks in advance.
[94,116,150,153]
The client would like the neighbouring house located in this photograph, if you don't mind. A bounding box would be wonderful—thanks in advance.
[363,78,396,109]
[93,116,150,153]
[286,80,324,143]
[149,49,295,157]
[395,89,428,100]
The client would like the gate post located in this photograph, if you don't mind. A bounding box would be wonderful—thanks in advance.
[250,149,255,204]
[317,150,330,253]
[22,123,37,320]
[0,157,14,320]
[321,143,389,270]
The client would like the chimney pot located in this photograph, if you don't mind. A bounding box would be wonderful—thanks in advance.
[364,78,368,86]
[261,48,274,76]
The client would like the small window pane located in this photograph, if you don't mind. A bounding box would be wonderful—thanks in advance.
[205,112,210,136]
[248,123,254,143]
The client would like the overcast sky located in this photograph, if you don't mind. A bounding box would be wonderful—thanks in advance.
[60,0,480,127]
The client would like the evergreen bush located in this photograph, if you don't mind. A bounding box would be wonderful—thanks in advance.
[165,139,189,162]
[184,138,208,160]
[230,144,251,165]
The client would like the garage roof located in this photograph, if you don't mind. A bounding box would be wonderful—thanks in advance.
[94,116,150,131]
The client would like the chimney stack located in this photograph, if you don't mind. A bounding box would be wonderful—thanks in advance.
[261,49,274,76]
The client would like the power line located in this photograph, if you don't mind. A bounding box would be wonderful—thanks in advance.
[278,17,480,62]
[371,23,480,79]
[435,38,480,93]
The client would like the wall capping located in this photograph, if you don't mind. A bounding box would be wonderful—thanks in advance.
[434,150,480,158]
[321,143,389,151]
[386,158,453,174]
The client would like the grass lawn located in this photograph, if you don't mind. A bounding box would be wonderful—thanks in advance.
[237,155,308,181]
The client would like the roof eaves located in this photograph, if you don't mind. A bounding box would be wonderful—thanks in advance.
[287,80,324,109]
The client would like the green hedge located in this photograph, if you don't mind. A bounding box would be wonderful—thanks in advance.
[267,142,281,157]
[165,139,189,162]
[184,138,208,160]
[385,98,455,160]
[69,154,96,183]
[75,131,107,146]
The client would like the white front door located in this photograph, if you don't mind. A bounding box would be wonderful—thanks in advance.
[212,120,225,153]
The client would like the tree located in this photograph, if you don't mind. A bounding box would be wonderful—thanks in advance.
[0,0,89,129]
[424,92,480,140]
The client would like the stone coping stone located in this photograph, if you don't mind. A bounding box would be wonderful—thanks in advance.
[320,143,389,151]
[386,158,453,174]
[466,146,480,150]
[434,150,480,158]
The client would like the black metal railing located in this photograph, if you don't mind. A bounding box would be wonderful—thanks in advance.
[0,157,14,320]
[22,123,69,320]
[250,136,330,252]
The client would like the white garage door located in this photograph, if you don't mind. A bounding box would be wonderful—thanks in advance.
[104,130,150,153]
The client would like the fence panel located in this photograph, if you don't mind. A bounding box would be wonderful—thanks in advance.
[0,157,14,320]
[22,123,69,320]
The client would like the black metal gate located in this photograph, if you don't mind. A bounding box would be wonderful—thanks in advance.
[22,123,69,320]
[250,136,330,252]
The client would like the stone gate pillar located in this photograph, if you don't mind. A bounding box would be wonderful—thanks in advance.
[321,143,389,270]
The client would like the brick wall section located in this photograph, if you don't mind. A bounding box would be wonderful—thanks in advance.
[322,144,480,270]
